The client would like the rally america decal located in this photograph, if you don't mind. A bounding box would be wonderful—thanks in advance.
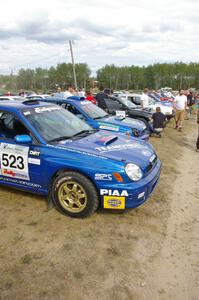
[98,122,119,132]
[96,142,149,153]
[0,143,30,180]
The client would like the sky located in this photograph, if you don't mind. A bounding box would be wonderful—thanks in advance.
[0,0,199,75]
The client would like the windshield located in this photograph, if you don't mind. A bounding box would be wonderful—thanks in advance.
[80,102,108,119]
[119,98,136,108]
[23,105,93,142]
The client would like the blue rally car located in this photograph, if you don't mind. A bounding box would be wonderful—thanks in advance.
[41,96,150,140]
[0,100,161,218]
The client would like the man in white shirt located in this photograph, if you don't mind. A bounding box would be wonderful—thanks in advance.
[63,84,75,98]
[173,89,187,131]
[141,88,149,109]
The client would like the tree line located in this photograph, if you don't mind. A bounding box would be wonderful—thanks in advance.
[0,62,199,92]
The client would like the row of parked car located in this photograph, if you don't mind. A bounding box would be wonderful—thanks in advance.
[0,94,174,135]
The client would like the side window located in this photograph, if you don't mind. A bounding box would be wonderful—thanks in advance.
[134,97,141,104]
[65,104,86,120]
[0,111,29,139]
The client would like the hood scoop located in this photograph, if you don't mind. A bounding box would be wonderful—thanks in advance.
[95,135,118,146]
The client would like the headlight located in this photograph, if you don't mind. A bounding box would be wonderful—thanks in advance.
[125,163,142,181]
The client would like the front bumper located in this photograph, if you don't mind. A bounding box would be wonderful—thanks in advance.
[98,159,161,209]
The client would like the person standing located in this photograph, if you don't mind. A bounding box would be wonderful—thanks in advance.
[85,90,96,104]
[53,87,64,98]
[141,88,149,109]
[196,108,199,152]
[173,89,187,131]
[63,84,75,98]
[95,86,109,110]
[18,89,25,97]
[187,91,194,116]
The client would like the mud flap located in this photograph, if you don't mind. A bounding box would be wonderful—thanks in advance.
[47,192,54,210]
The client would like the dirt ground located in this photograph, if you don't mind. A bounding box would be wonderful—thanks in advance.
[0,114,199,300]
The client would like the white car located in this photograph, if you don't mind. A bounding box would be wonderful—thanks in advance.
[25,95,51,100]
[119,93,174,118]
[0,96,25,101]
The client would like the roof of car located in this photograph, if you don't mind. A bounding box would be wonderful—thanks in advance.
[42,96,89,105]
[0,100,56,111]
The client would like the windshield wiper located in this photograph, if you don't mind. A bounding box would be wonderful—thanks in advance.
[72,129,96,137]
[94,115,109,120]
[48,136,72,142]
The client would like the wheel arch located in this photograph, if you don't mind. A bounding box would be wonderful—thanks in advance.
[48,167,99,196]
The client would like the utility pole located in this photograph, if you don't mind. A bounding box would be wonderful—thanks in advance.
[69,40,77,89]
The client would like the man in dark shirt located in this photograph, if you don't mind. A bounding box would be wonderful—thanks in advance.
[151,107,167,137]
[96,86,109,111]
[187,91,194,116]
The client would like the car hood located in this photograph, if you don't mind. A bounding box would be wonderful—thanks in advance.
[98,116,146,130]
[53,131,156,171]
[160,101,173,107]
[128,108,153,117]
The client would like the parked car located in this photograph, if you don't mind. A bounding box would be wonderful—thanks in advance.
[100,96,153,131]
[149,92,174,103]
[0,96,25,101]
[128,93,174,119]
[41,96,150,140]
[0,99,161,218]
[26,95,51,100]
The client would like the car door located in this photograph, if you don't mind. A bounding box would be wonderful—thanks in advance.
[0,110,44,191]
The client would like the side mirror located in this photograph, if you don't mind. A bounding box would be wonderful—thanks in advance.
[14,135,32,144]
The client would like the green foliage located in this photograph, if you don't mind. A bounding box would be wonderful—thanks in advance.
[96,62,199,90]
[0,63,91,92]
[0,62,199,92]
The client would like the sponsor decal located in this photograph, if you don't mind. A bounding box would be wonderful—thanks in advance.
[138,192,145,199]
[28,158,41,165]
[0,143,29,180]
[80,101,90,105]
[104,196,125,209]
[0,176,42,188]
[149,154,156,163]
[98,122,119,132]
[34,106,61,114]
[29,150,40,157]
[116,111,126,118]
[2,169,16,177]
[47,144,108,159]
[96,142,147,153]
[100,189,128,197]
[95,174,112,181]
[142,150,152,157]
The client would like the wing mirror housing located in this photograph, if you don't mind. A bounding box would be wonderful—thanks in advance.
[14,135,32,144]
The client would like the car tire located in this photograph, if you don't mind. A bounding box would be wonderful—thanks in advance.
[51,171,99,218]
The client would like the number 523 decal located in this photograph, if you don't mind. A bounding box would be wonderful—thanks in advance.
[0,143,29,180]
[2,153,25,170]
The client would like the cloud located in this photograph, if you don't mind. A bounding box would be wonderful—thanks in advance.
[0,0,199,75]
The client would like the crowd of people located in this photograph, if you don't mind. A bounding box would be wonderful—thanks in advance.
[140,88,199,151]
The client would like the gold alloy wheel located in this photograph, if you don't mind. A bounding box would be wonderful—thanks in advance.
[58,181,88,213]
